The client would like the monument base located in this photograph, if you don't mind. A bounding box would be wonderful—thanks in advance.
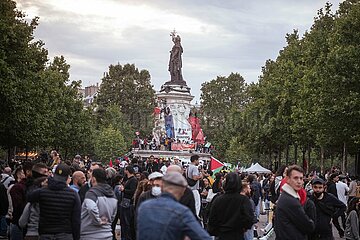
[131,149,211,163]
[160,82,191,94]
[154,83,194,141]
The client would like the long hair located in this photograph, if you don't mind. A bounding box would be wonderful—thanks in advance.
[347,197,360,215]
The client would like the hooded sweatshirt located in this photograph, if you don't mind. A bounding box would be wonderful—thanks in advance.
[80,183,117,240]
[208,173,253,240]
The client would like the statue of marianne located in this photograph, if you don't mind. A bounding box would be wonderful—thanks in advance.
[168,30,184,82]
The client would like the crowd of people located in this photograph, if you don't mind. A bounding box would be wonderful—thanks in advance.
[0,151,360,240]
[132,135,212,153]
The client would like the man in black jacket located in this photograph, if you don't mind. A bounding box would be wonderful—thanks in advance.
[309,178,346,239]
[28,164,81,240]
[119,166,138,240]
[78,163,100,203]
[274,165,315,240]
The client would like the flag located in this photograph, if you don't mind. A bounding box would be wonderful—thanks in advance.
[109,159,113,167]
[188,115,204,143]
[195,129,205,144]
[153,107,161,115]
[210,157,224,175]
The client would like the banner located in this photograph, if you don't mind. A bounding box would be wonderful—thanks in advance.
[165,115,175,138]
[188,115,204,143]
[171,143,197,151]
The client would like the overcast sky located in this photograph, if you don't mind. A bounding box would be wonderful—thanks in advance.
[17,0,342,102]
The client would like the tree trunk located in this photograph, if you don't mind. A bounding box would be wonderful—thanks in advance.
[330,153,334,168]
[278,148,282,167]
[308,146,311,173]
[294,144,298,165]
[302,148,306,170]
[320,146,325,174]
[269,151,272,170]
[7,147,11,162]
[342,142,347,173]
[285,144,289,166]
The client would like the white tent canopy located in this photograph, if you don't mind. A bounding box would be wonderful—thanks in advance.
[245,163,271,173]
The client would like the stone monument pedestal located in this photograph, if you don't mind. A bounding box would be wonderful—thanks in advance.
[156,83,194,141]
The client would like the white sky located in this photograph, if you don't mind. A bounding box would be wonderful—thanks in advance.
[17,0,342,103]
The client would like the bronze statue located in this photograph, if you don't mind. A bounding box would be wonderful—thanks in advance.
[168,30,185,84]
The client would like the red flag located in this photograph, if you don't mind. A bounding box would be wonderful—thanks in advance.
[154,107,161,115]
[109,159,113,167]
[195,129,205,144]
[210,157,224,171]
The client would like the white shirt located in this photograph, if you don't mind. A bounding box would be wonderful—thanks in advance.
[160,165,167,175]
[336,181,349,206]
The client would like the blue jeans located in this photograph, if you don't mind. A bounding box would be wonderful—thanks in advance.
[0,216,7,236]
[10,223,23,240]
[244,225,254,240]
[255,198,261,220]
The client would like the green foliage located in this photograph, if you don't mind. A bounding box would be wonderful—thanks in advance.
[94,125,127,163]
[201,1,360,172]
[200,73,248,160]
[95,104,133,148]
[0,1,95,159]
[96,63,155,136]
[0,0,48,148]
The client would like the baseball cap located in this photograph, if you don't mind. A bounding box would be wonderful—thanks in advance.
[311,178,325,185]
[148,171,164,180]
[53,164,71,182]
[163,172,188,187]
[74,154,81,159]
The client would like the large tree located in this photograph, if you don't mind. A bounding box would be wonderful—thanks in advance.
[0,0,48,151]
[0,0,96,159]
[96,63,156,136]
[200,72,248,160]
[94,125,127,164]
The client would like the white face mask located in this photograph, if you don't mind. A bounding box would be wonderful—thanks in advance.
[151,186,162,196]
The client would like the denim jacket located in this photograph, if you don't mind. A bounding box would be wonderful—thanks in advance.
[137,192,211,240]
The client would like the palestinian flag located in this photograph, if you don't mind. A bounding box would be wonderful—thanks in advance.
[210,157,224,175]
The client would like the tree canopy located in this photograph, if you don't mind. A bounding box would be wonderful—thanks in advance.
[200,0,360,173]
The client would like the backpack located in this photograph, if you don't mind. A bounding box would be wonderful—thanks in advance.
[186,168,197,187]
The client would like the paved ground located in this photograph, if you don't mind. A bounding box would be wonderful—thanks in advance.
[256,211,344,240]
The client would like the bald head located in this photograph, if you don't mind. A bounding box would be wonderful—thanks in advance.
[72,171,86,187]
[4,167,11,175]
[167,165,182,174]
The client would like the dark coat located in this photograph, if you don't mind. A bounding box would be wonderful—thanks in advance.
[309,192,346,238]
[208,173,253,240]
[9,178,27,226]
[0,182,8,216]
[274,185,315,240]
[180,187,196,217]
[123,176,138,203]
[28,177,81,240]
[78,182,90,203]
[326,181,338,198]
